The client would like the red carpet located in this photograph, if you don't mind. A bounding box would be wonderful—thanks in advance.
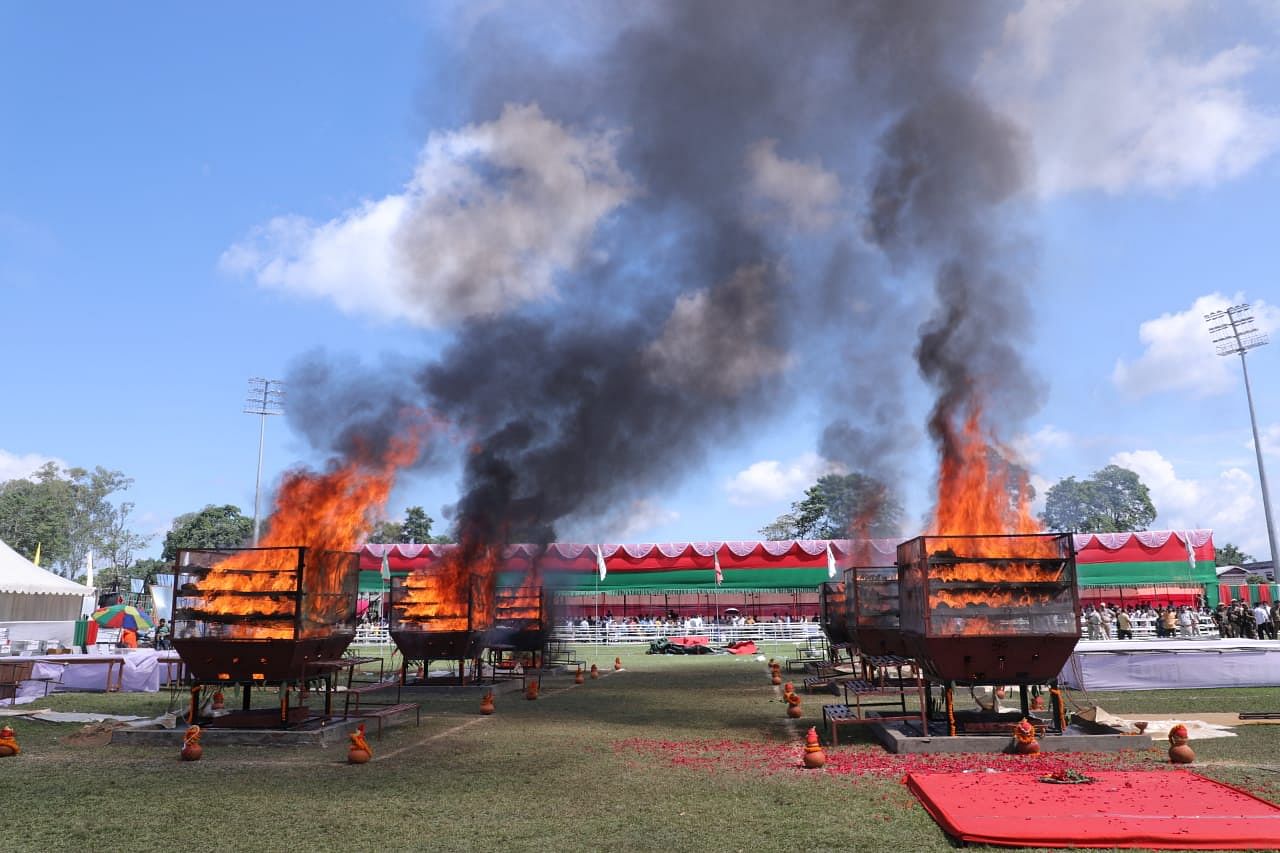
[906,770,1280,849]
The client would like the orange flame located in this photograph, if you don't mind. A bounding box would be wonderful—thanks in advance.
[930,406,1038,540]
[918,404,1073,636]
[196,434,420,639]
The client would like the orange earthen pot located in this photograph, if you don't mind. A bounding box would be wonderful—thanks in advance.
[1168,725,1194,763]
[802,727,826,769]
[0,725,18,757]
[590,664,600,679]
[786,703,803,719]
[525,681,539,700]
[574,669,584,684]
[348,746,372,764]
[180,725,203,762]
[614,657,622,671]
[771,673,782,685]
[479,693,495,715]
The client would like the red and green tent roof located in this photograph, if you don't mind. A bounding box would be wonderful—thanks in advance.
[357,539,899,593]
[359,531,1218,595]
[1072,530,1216,587]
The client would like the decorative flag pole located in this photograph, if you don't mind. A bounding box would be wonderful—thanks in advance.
[595,545,607,624]
[380,548,392,626]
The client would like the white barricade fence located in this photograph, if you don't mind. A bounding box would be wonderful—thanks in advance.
[550,621,823,646]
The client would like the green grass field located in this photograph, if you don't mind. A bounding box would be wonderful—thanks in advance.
[2,646,1277,852]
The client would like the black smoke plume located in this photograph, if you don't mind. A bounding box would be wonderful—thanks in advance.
[286,2,1040,545]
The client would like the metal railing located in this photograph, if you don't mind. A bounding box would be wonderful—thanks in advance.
[1078,614,1220,641]
[550,622,824,646]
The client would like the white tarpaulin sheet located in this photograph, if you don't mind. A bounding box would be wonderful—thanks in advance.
[19,649,163,695]
[1059,639,1280,691]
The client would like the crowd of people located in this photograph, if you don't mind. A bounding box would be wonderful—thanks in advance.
[1083,600,1280,640]
[566,610,820,631]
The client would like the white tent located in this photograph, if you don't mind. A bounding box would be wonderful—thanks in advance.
[0,538,92,622]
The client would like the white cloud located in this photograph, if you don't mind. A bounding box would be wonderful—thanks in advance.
[1259,423,1280,458]
[1112,292,1279,397]
[1028,473,1052,517]
[725,452,842,507]
[980,0,1280,195]
[744,139,841,231]
[1110,448,1267,554]
[1013,424,1073,466]
[593,499,679,541]
[0,450,64,482]
[221,103,634,327]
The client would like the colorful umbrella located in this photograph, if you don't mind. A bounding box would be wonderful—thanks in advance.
[90,604,153,632]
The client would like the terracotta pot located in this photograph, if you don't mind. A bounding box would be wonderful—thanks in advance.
[771,673,782,685]
[1169,743,1196,764]
[347,747,372,765]
[211,690,225,711]
[479,695,495,715]
[525,682,539,700]
[1014,740,1041,755]
[574,669,584,684]
[590,664,600,679]
[786,704,803,719]
[802,727,826,769]
[180,743,202,762]
[614,657,622,671]
[0,743,17,758]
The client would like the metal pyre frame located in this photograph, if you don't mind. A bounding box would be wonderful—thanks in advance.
[388,576,549,686]
[897,533,1081,735]
[170,546,359,728]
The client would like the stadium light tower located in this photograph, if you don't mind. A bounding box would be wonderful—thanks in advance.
[1205,304,1277,570]
[244,377,285,546]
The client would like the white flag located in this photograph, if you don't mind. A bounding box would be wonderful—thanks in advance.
[380,549,391,581]
[826,542,837,579]
[596,545,608,581]
[714,549,723,586]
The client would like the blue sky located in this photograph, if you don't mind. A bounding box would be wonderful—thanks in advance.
[2,3,1278,564]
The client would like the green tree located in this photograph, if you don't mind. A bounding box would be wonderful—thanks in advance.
[0,462,140,578]
[402,506,435,543]
[161,504,254,560]
[1040,465,1157,533]
[100,500,154,573]
[761,473,902,539]
[366,519,404,544]
[368,506,448,544]
[1215,543,1254,567]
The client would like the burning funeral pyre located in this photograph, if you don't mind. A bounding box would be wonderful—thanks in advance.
[842,539,911,660]
[388,540,548,684]
[169,438,414,727]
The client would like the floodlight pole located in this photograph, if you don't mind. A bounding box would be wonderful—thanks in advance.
[244,378,285,546]
[1206,305,1278,571]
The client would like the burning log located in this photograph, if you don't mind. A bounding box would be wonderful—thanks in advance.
[896,534,1080,684]
[170,547,359,683]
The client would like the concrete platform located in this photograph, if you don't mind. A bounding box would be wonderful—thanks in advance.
[109,670,548,748]
[111,715,367,748]
[868,715,1152,754]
